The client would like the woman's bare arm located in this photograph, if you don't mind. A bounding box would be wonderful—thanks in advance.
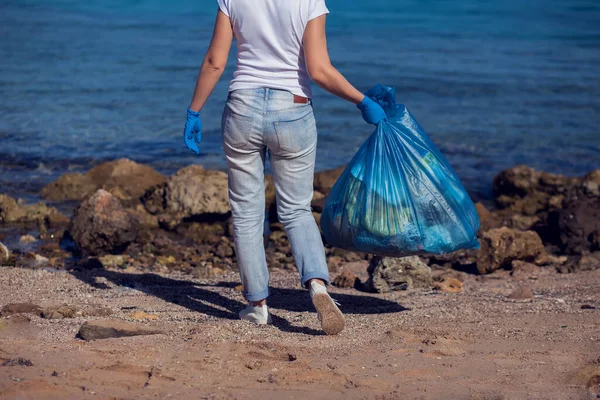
[189,10,233,112]
[303,15,364,104]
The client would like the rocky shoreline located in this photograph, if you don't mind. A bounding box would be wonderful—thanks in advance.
[1,159,599,398]
[1,159,599,287]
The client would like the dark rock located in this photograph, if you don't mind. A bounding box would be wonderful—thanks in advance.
[40,172,97,202]
[332,270,359,289]
[581,304,596,310]
[493,165,578,215]
[545,178,600,255]
[314,166,345,195]
[507,286,534,300]
[2,358,33,367]
[141,165,230,226]
[558,252,600,273]
[477,227,547,274]
[69,189,139,256]
[78,319,164,341]
[365,256,432,293]
[0,303,42,316]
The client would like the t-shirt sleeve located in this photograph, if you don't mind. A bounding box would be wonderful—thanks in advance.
[307,0,329,21]
[217,0,230,17]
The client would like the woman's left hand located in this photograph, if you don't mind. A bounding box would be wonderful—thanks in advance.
[183,108,202,154]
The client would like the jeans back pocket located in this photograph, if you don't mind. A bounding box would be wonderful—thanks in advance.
[273,111,317,154]
[222,106,254,149]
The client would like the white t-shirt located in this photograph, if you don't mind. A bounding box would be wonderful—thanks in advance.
[217,0,329,98]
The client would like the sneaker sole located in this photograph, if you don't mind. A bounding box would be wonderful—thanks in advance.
[312,293,345,335]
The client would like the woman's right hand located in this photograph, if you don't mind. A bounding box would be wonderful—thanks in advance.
[357,96,387,125]
[183,108,202,154]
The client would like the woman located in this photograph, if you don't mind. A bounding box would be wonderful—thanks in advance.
[183,0,386,335]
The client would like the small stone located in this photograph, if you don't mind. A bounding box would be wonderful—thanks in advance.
[0,303,42,316]
[365,256,432,293]
[581,304,596,310]
[235,284,244,292]
[78,319,164,341]
[41,306,78,319]
[128,311,159,320]
[332,270,359,289]
[433,278,463,293]
[2,358,33,367]
[507,286,534,300]
[19,235,37,244]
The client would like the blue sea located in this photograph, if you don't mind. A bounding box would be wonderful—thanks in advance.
[1,0,599,203]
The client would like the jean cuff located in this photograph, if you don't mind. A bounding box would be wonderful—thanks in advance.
[244,287,270,302]
[301,271,330,289]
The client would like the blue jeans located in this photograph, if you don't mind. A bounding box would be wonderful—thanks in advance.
[221,88,330,302]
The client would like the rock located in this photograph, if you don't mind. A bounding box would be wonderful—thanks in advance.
[493,165,579,216]
[0,241,9,263]
[41,306,78,319]
[475,203,502,233]
[433,277,463,293]
[476,227,547,274]
[327,255,344,272]
[510,260,541,280]
[69,189,139,256]
[141,165,230,225]
[546,182,600,254]
[0,194,66,225]
[314,166,345,195]
[0,303,42,316]
[40,172,98,202]
[128,204,160,229]
[332,270,358,289]
[507,286,534,300]
[18,252,50,269]
[2,358,33,367]
[98,254,127,269]
[19,234,37,244]
[78,319,163,341]
[87,158,167,203]
[214,237,234,258]
[558,252,600,273]
[506,214,540,231]
[581,170,600,197]
[365,256,432,293]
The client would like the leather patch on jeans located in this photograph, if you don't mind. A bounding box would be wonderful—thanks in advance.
[293,95,309,104]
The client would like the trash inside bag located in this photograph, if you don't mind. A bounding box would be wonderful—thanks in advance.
[320,84,480,257]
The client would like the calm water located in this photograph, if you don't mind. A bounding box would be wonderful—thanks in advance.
[1,0,599,202]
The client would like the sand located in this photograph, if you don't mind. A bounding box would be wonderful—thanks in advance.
[0,265,599,400]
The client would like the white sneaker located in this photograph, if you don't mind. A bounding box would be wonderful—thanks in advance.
[239,304,272,325]
[309,281,345,335]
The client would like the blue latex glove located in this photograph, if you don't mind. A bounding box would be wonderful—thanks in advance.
[183,108,202,154]
[357,96,387,125]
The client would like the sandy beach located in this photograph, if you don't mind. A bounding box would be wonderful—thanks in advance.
[1,263,599,399]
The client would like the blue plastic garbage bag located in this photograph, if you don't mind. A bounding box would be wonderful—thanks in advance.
[320,84,480,257]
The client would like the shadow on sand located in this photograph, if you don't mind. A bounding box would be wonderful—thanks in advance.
[70,266,408,336]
